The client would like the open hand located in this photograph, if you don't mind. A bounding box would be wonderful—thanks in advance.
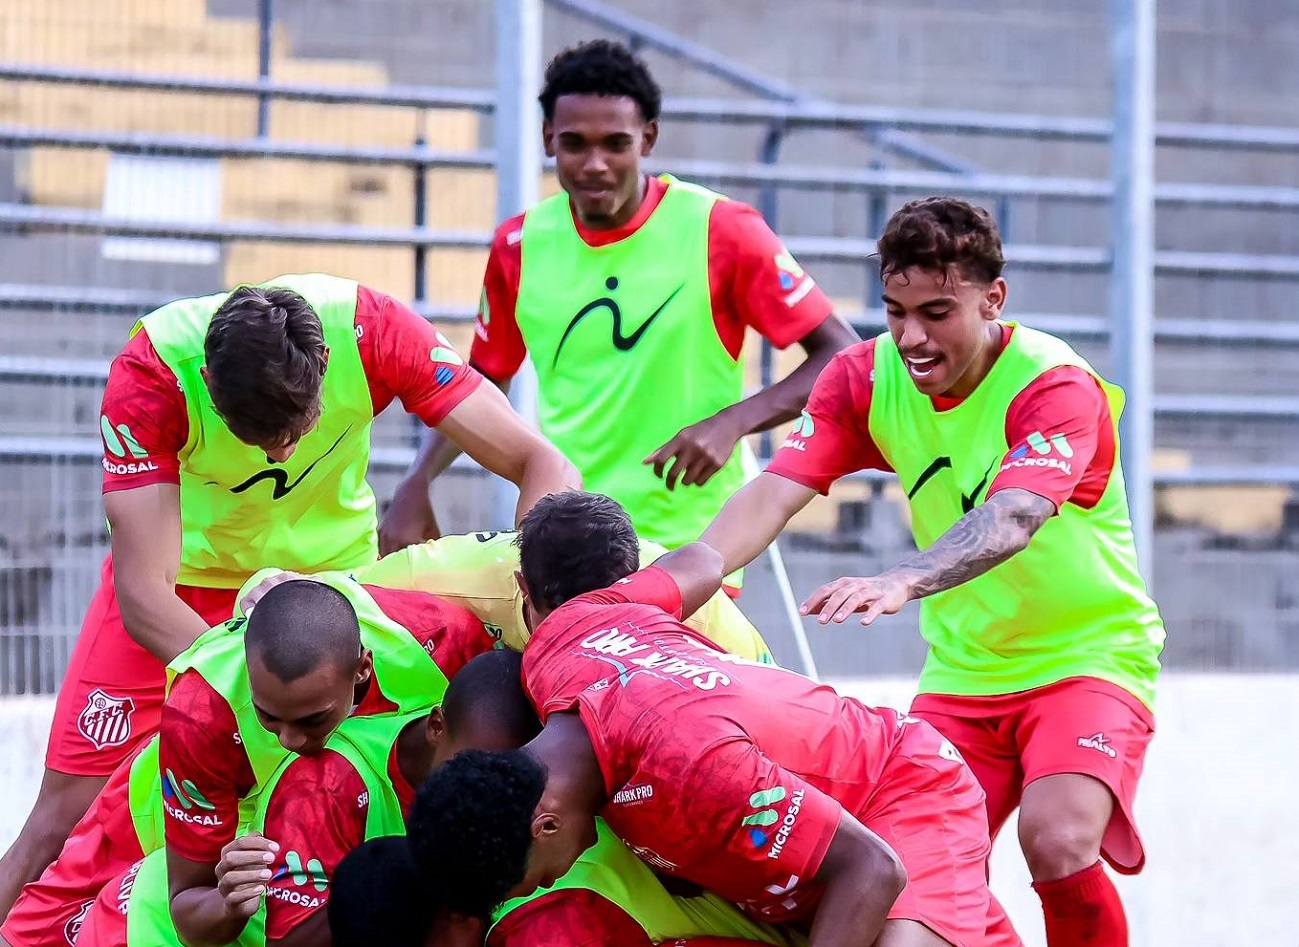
[800,574,912,626]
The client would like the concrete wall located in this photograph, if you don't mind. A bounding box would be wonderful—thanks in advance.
[0,673,1293,946]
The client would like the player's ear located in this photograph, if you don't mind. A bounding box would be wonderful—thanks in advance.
[531,809,561,843]
[321,345,330,373]
[641,118,659,155]
[541,119,556,158]
[425,706,447,743]
[981,277,1008,320]
[355,648,374,687]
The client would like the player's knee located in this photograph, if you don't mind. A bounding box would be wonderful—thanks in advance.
[1017,810,1102,881]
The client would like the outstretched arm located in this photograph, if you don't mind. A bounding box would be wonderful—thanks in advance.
[802,488,1056,625]
[699,472,817,576]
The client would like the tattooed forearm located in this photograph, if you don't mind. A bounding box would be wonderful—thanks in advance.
[884,488,1055,600]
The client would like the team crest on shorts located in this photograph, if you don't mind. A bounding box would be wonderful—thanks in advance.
[77,689,135,750]
[63,899,95,945]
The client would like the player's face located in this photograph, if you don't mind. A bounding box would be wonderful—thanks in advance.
[544,94,658,230]
[248,651,371,756]
[882,265,1007,398]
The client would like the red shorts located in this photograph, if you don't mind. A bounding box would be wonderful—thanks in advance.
[46,555,237,777]
[64,859,137,947]
[911,677,1155,874]
[2,746,144,947]
[859,718,1015,947]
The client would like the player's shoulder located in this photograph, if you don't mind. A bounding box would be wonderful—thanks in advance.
[823,336,878,384]
[280,747,366,796]
[110,327,176,383]
[493,212,528,250]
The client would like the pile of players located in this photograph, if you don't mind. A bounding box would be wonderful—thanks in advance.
[0,39,1163,947]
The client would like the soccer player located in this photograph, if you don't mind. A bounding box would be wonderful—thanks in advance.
[699,198,1165,946]
[0,274,578,916]
[411,492,1020,947]
[382,40,857,572]
[1,576,495,947]
[72,649,539,947]
[329,822,801,947]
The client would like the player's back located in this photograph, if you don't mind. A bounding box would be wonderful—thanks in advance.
[525,591,909,813]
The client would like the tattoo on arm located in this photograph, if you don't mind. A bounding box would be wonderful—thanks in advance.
[886,488,1056,599]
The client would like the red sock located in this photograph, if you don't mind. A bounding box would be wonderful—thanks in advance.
[1032,860,1129,947]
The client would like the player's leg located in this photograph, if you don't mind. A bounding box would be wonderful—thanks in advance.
[1,743,147,947]
[910,701,1023,946]
[860,718,1024,947]
[873,918,955,947]
[1012,678,1154,947]
[0,558,143,920]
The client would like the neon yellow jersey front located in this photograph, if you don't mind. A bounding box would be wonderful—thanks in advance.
[351,531,775,664]
[139,273,377,588]
[868,325,1165,708]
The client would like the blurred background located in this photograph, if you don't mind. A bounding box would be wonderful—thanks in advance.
[0,1,1295,943]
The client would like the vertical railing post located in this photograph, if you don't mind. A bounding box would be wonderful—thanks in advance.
[256,0,275,138]
[756,123,784,461]
[1109,0,1158,579]
[493,0,542,528]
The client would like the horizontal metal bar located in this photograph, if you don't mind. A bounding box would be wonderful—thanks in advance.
[0,355,106,381]
[2,204,1295,279]
[0,283,475,324]
[4,436,1295,485]
[1152,394,1299,418]
[0,203,492,249]
[3,62,1297,153]
[0,63,495,112]
[670,159,1299,210]
[0,126,495,170]
[7,127,1297,211]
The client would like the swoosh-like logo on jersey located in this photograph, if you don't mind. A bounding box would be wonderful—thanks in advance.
[229,426,352,500]
[552,278,685,368]
[906,454,997,512]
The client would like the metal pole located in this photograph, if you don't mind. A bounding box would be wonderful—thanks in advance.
[1109,0,1157,579]
[493,0,542,529]
[256,0,274,138]
[756,124,784,461]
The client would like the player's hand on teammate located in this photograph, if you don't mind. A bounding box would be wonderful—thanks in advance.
[240,570,312,614]
[378,476,443,555]
[215,832,281,919]
[645,412,745,491]
[800,574,912,626]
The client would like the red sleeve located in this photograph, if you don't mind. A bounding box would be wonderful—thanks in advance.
[488,889,654,947]
[100,328,187,493]
[707,201,835,359]
[668,740,842,912]
[160,671,256,863]
[469,215,528,383]
[989,366,1114,510]
[574,567,685,619]
[354,285,483,426]
[766,341,891,494]
[361,585,495,681]
[261,750,370,941]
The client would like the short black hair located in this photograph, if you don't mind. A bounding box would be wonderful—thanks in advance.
[407,749,546,920]
[205,285,328,448]
[516,492,641,612]
[538,39,662,122]
[245,579,360,682]
[442,650,541,746]
[329,836,431,947]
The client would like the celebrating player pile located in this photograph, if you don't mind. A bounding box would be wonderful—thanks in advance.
[0,37,1164,947]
